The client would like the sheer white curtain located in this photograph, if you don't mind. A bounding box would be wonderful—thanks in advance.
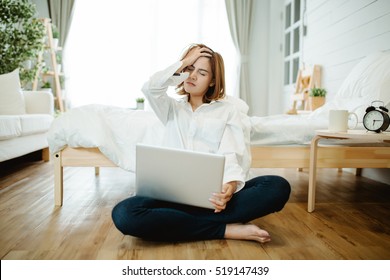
[64,0,236,108]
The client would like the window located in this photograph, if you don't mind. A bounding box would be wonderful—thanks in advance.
[65,0,235,108]
[283,0,302,86]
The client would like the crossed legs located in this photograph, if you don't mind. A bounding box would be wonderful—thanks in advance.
[112,175,290,243]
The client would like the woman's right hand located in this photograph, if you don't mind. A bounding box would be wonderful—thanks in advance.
[209,181,237,213]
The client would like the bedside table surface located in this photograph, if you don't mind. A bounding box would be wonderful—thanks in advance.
[315,129,390,141]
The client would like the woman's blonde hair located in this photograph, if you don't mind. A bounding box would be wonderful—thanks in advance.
[176,43,225,103]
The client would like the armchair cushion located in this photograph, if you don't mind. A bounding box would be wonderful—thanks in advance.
[0,69,26,115]
[20,114,54,136]
[24,91,54,115]
[0,114,53,140]
[0,116,21,140]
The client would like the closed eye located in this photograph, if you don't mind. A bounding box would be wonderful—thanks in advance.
[186,66,209,76]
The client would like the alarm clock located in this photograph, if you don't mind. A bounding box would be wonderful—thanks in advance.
[362,101,390,133]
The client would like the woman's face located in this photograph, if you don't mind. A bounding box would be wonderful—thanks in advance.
[184,57,213,99]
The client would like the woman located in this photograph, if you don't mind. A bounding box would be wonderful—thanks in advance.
[112,44,290,243]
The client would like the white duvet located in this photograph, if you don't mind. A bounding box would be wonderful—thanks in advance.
[48,105,165,171]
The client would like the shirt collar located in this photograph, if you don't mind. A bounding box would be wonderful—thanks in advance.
[182,95,219,105]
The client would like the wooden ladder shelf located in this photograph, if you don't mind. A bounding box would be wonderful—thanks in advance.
[32,18,65,112]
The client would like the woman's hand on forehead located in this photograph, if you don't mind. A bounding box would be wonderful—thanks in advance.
[198,46,213,55]
[176,46,213,74]
[183,47,212,66]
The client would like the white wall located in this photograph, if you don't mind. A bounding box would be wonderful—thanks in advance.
[31,0,50,18]
[302,0,390,100]
[249,0,390,115]
[248,0,284,116]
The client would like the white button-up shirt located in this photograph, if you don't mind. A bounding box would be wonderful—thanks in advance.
[142,61,250,192]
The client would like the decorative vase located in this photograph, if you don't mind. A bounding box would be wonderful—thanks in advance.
[23,60,32,70]
[136,102,144,110]
[309,96,325,111]
[52,38,59,49]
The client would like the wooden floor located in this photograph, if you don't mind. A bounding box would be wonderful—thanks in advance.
[1,152,389,260]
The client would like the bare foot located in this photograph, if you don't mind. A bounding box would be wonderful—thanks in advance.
[224,223,271,243]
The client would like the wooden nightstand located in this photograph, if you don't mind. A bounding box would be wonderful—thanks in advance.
[308,130,390,212]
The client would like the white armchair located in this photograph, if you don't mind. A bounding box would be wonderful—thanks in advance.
[0,69,55,162]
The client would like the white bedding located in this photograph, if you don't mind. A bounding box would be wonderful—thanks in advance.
[48,105,165,171]
[48,51,390,171]
[249,114,327,145]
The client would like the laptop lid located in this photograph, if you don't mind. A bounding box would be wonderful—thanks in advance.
[135,144,225,209]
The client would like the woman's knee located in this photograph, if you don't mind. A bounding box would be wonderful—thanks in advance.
[111,201,130,234]
[250,175,291,196]
[252,175,291,208]
[111,199,141,236]
[112,196,159,237]
[269,175,291,210]
[274,175,291,198]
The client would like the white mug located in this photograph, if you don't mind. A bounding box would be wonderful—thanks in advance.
[328,110,358,132]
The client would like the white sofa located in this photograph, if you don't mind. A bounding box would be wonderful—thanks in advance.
[0,69,54,162]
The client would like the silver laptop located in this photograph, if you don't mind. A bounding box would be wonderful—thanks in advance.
[135,144,225,209]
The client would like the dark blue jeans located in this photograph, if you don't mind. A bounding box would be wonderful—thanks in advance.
[112,175,291,242]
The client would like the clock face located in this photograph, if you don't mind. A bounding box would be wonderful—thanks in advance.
[363,110,384,131]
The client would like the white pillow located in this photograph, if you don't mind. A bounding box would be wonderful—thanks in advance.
[0,69,26,115]
[336,51,390,99]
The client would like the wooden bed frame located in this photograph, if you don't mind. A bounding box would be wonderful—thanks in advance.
[53,143,390,211]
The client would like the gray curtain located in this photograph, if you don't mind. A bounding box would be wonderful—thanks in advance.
[225,0,253,104]
[48,0,76,48]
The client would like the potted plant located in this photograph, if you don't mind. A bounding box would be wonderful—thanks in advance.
[41,65,49,74]
[0,0,46,89]
[309,87,327,111]
[56,53,62,73]
[52,24,60,49]
[41,81,52,92]
[136,97,145,110]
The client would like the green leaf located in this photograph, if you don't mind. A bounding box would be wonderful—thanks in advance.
[0,0,45,86]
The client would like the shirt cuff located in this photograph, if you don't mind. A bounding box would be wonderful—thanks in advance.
[235,181,245,193]
[155,61,189,88]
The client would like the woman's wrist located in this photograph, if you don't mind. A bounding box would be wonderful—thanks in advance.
[226,181,238,193]
[176,59,188,74]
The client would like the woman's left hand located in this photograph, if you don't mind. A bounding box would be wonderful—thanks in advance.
[209,181,237,213]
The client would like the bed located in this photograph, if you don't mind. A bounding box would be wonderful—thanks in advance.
[48,51,390,210]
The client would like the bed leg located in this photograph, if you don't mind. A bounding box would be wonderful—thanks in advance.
[355,168,362,176]
[54,152,64,206]
[42,147,50,161]
[95,167,100,176]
